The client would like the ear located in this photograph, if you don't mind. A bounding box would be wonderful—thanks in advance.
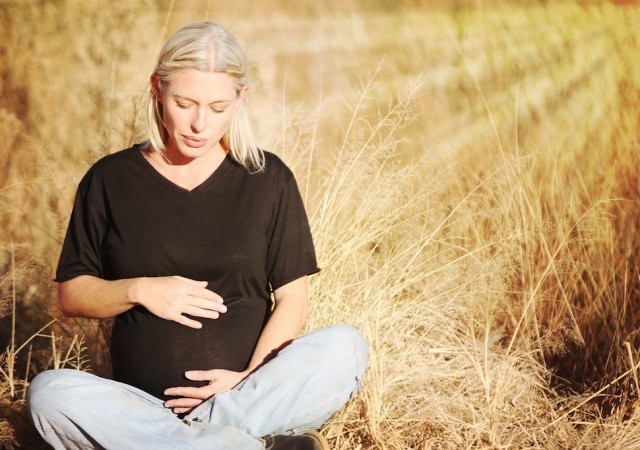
[236,85,248,105]
[150,74,162,102]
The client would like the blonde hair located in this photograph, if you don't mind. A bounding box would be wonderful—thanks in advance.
[146,22,264,171]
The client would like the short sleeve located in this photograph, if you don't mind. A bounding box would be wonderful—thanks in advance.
[265,171,320,291]
[55,171,108,282]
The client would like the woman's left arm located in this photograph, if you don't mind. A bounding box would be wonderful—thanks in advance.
[245,275,310,371]
[164,276,310,413]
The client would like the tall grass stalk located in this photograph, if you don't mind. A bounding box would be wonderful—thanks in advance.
[8,242,16,399]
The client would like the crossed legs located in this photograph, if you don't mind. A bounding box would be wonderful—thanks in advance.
[27,325,368,450]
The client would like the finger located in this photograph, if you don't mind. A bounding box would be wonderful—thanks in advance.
[188,287,223,303]
[164,386,211,399]
[174,276,208,287]
[185,370,216,382]
[164,397,202,409]
[164,398,201,408]
[173,314,203,329]
[196,298,227,312]
[181,306,220,320]
[173,407,194,414]
[190,299,227,313]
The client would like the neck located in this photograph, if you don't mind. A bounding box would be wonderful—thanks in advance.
[142,144,228,191]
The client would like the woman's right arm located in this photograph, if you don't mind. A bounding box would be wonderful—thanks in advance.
[58,275,226,329]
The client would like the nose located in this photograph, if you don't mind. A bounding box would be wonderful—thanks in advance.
[190,107,206,133]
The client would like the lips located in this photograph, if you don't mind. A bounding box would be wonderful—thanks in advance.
[182,135,207,148]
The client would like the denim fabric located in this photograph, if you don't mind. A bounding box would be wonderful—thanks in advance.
[27,325,368,450]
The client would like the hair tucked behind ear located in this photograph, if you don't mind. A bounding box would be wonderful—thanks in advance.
[146,22,264,172]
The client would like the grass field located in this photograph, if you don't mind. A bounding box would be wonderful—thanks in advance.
[1,0,640,448]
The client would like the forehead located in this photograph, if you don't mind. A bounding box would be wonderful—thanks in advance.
[165,69,237,101]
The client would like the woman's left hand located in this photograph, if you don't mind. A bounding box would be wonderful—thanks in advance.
[164,369,250,414]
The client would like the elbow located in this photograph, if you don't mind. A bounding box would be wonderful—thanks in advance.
[57,282,79,317]
[290,296,310,328]
[57,302,75,318]
[273,295,310,328]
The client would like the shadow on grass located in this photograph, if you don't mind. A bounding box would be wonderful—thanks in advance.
[0,399,49,449]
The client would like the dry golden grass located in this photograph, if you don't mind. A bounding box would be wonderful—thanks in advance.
[1,0,639,448]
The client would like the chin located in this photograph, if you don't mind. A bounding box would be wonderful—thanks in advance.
[180,146,210,159]
[169,140,216,161]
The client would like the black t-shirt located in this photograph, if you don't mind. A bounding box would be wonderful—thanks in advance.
[56,144,319,400]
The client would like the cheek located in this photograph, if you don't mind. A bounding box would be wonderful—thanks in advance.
[213,113,234,132]
[165,108,189,131]
[161,106,176,126]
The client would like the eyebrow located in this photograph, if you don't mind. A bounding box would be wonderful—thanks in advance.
[173,95,234,105]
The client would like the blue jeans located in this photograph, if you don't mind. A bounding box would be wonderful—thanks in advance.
[27,325,368,450]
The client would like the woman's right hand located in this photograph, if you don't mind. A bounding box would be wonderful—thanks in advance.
[133,276,226,328]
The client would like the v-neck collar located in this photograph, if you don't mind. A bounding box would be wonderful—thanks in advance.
[135,145,233,196]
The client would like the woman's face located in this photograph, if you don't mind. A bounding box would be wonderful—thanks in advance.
[153,69,245,163]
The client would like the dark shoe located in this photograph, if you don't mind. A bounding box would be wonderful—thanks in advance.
[263,431,330,450]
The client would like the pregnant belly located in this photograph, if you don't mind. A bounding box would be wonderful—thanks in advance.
[111,297,268,400]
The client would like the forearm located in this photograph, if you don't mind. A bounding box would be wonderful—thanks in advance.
[246,277,310,372]
[59,275,225,327]
[58,275,140,319]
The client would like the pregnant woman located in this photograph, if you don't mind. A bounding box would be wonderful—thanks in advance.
[27,21,368,450]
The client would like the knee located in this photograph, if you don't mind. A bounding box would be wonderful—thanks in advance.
[312,325,369,377]
[28,370,61,413]
[27,369,82,414]
[328,325,368,359]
